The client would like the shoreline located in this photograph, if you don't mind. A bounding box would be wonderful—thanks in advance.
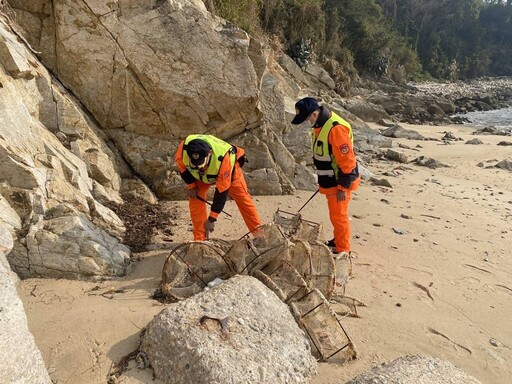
[455,107,512,132]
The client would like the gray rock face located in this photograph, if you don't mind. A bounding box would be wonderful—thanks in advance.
[346,355,481,384]
[9,205,130,279]
[304,63,336,89]
[9,0,263,191]
[0,224,14,255]
[0,252,52,384]
[141,275,317,384]
[0,195,22,232]
[0,17,130,279]
[342,99,391,123]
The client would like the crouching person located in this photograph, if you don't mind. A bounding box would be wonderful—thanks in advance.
[175,134,262,240]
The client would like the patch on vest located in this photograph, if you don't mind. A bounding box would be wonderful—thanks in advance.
[222,170,230,179]
[340,144,349,154]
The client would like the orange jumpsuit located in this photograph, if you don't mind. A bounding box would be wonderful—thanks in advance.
[176,140,262,240]
[314,117,360,253]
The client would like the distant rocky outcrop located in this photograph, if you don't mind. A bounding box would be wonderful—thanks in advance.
[348,77,512,125]
[411,78,512,113]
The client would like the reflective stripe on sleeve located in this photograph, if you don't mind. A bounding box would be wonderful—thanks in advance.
[313,154,331,161]
[316,169,335,176]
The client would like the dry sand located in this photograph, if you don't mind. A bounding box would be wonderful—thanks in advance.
[17,123,512,384]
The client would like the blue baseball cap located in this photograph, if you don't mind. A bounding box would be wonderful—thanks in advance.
[291,97,319,124]
[186,139,212,167]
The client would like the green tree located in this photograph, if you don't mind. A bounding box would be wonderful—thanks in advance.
[480,1,512,75]
[211,0,512,81]
[212,0,262,34]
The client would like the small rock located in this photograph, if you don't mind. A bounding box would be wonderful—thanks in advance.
[207,278,225,288]
[489,338,502,347]
[371,177,393,188]
[393,228,406,235]
[466,138,483,145]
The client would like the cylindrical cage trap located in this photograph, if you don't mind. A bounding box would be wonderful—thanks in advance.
[273,209,322,244]
[160,240,234,301]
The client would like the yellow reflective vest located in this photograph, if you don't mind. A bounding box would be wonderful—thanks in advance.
[182,134,236,184]
[312,112,354,188]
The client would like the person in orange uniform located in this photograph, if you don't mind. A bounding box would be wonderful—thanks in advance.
[176,134,262,240]
[291,97,360,255]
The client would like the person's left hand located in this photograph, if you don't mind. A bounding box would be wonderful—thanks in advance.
[204,218,216,239]
[336,189,346,202]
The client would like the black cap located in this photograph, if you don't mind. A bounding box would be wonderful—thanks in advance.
[291,97,319,124]
[186,139,212,167]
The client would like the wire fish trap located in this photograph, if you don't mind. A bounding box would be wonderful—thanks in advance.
[273,209,322,243]
[333,252,353,296]
[289,240,336,300]
[253,261,310,303]
[161,241,234,301]
[223,224,291,275]
[289,288,358,363]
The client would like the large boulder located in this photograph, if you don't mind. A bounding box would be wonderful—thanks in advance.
[346,355,481,384]
[141,275,317,384]
[9,0,264,194]
[9,204,130,279]
[0,252,52,384]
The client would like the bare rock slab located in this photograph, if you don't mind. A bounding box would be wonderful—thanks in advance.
[141,275,317,384]
[0,252,52,384]
[346,355,481,384]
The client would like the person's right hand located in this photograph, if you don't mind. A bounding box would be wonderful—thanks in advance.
[187,188,198,199]
[204,218,216,239]
[336,189,346,202]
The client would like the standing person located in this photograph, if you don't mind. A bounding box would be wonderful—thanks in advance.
[176,134,262,240]
[291,97,360,255]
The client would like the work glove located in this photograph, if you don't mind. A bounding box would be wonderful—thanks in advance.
[204,217,216,239]
[336,189,346,203]
[187,187,198,199]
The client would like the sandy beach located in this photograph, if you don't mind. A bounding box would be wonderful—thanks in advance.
[17,123,512,384]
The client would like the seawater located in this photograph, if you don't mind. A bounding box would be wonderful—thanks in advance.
[461,106,512,131]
